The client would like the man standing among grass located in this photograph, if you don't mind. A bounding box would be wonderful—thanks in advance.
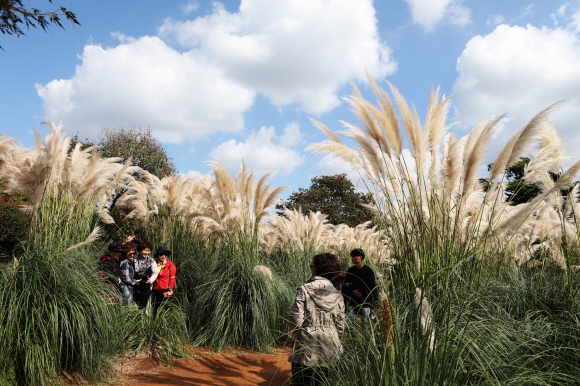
[342,248,378,330]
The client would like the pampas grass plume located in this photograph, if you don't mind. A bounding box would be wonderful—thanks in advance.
[253,265,273,280]
[415,287,435,352]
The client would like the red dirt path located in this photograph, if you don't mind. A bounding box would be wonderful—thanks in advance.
[111,348,292,386]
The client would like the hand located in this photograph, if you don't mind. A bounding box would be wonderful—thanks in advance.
[344,282,351,287]
[353,289,363,298]
[145,279,151,284]
[124,235,135,243]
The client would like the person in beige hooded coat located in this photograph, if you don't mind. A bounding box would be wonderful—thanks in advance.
[289,253,345,386]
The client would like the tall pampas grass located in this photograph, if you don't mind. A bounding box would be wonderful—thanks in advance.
[309,80,579,269]
[307,79,580,384]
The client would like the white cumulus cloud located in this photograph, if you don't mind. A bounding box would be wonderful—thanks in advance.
[37,0,395,144]
[36,35,254,143]
[185,169,205,179]
[279,122,302,147]
[181,1,199,14]
[316,155,368,191]
[403,0,471,31]
[486,14,505,26]
[209,123,304,177]
[572,6,580,32]
[452,23,580,158]
[159,0,396,114]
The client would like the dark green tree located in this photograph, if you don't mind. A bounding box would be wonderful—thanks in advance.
[0,0,80,49]
[479,157,576,205]
[0,196,31,254]
[276,174,374,227]
[69,127,176,179]
[98,126,177,179]
[503,157,543,205]
[69,134,94,153]
[480,157,542,205]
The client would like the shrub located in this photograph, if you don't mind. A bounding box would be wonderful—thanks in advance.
[0,199,30,253]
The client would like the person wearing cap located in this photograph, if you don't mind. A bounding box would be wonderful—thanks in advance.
[342,248,378,330]
[152,246,176,312]
[288,253,344,386]
[99,242,124,295]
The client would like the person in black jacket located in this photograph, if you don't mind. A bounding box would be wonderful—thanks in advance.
[98,242,124,303]
[99,242,123,287]
[341,248,378,330]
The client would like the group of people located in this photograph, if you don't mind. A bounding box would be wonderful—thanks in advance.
[289,248,378,386]
[101,240,374,385]
[99,239,176,311]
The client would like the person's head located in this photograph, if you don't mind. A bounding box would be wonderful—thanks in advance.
[311,253,340,280]
[350,248,365,265]
[123,242,137,261]
[155,246,171,261]
[107,242,124,260]
[137,241,153,258]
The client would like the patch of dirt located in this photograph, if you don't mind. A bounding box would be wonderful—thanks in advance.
[109,347,292,386]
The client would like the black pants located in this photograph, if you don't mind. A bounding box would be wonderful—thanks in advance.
[152,289,170,313]
[133,287,151,308]
[291,363,328,386]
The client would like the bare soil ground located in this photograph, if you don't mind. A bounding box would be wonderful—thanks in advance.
[109,347,292,386]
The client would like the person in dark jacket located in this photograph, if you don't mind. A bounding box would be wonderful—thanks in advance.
[341,248,378,330]
[152,246,176,313]
[119,243,138,305]
[99,242,123,288]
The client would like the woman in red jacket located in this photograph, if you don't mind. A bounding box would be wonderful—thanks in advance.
[152,246,176,312]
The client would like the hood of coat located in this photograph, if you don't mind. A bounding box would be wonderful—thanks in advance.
[303,276,343,312]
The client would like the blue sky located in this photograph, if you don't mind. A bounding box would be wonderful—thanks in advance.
[1,0,579,198]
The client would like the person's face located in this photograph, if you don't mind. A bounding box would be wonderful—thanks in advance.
[140,248,151,258]
[158,252,169,262]
[111,251,121,260]
[351,255,362,265]
[127,249,136,261]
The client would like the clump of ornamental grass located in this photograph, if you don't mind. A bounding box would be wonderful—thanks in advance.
[142,162,294,351]
[120,302,189,362]
[0,249,121,385]
[0,122,149,384]
[450,259,580,385]
[325,256,580,386]
[186,232,294,351]
[309,78,580,384]
[265,246,316,290]
[326,292,466,386]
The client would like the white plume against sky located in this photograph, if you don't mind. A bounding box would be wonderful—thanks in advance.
[2,0,580,196]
